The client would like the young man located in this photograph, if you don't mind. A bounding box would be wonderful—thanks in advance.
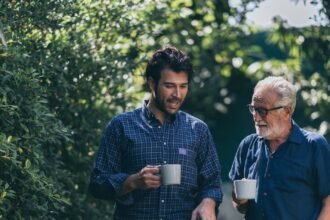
[229,76,330,220]
[89,47,222,220]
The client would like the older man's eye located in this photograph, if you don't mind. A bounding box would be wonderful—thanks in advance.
[257,108,267,116]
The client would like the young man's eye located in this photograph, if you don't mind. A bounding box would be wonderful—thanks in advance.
[165,84,174,88]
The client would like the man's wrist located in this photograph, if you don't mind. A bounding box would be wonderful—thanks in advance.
[119,173,139,196]
[201,197,216,207]
[234,198,248,205]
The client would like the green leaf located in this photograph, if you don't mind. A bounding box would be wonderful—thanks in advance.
[24,159,31,169]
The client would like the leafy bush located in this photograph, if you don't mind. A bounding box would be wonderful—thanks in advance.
[1,0,166,219]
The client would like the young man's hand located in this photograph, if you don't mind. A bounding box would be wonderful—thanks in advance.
[119,165,161,196]
[134,165,161,189]
[191,197,217,220]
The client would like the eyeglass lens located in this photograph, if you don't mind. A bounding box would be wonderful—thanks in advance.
[248,105,267,117]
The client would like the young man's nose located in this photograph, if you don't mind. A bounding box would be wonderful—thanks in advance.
[172,87,180,97]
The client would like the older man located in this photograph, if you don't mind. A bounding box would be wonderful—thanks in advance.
[229,76,330,220]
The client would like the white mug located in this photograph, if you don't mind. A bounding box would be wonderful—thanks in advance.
[234,179,257,200]
[160,164,181,185]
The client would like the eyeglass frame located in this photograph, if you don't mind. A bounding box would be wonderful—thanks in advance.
[247,104,285,117]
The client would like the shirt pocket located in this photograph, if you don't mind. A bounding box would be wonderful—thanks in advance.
[272,156,310,193]
[178,148,198,188]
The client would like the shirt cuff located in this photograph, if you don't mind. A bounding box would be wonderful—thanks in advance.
[198,188,223,207]
[109,173,135,205]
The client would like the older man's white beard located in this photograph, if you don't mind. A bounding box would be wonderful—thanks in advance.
[255,126,271,139]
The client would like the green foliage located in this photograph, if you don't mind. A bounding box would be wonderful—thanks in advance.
[1,0,169,219]
[0,0,329,219]
[1,1,76,218]
[0,70,70,218]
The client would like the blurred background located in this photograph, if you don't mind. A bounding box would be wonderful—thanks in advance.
[0,0,329,219]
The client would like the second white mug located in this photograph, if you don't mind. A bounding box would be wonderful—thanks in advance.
[234,179,257,200]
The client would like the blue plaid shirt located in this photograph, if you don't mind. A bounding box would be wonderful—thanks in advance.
[89,101,222,220]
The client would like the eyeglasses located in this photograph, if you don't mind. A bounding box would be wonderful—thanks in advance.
[247,104,285,117]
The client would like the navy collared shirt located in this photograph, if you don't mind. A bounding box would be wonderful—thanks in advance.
[229,121,330,220]
[90,101,222,220]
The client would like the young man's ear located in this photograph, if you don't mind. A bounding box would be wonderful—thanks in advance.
[147,78,155,94]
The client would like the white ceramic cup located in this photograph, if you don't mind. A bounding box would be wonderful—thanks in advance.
[160,164,181,185]
[234,179,257,200]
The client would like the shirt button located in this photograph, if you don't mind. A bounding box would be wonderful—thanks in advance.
[163,161,167,164]
[263,192,268,196]
[161,200,165,203]
[158,126,161,128]
[163,142,166,145]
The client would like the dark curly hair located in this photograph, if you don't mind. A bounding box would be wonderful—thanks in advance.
[145,47,193,86]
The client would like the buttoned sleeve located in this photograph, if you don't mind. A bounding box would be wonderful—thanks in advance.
[89,117,134,204]
[312,135,330,200]
[228,135,252,181]
[195,125,223,206]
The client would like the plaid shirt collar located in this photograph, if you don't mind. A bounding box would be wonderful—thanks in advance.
[142,100,177,125]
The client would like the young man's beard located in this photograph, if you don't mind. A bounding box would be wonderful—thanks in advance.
[154,88,183,116]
